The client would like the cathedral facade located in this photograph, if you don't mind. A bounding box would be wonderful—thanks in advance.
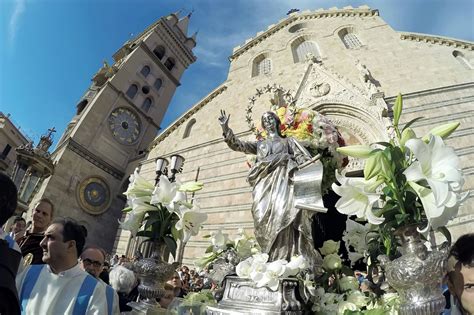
[116,6,474,264]
[26,13,197,251]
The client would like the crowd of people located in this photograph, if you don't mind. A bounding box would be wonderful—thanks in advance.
[1,170,473,314]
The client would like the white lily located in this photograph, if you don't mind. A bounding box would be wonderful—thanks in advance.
[404,135,463,207]
[129,196,158,214]
[332,172,384,225]
[256,260,286,291]
[283,255,308,277]
[303,274,316,296]
[342,219,369,266]
[249,261,267,283]
[236,257,253,278]
[337,301,358,315]
[210,230,228,252]
[150,176,186,211]
[119,211,145,236]
[175,205,208,242]
[124,168,155,198]
[408,181,467,232]
[251,253,269,264]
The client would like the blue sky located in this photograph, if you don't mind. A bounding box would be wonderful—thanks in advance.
[1,0,473,146]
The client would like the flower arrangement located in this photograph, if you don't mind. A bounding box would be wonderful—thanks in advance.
[250,103,348,194]
[194,229,309,291]
[332,94,468,257]
[194,229,261,269]
[235,253,309,291]
[305,239,400,315]
[120,169,207,258]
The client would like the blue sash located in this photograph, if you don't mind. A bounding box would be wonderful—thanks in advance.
[72,274,97,315]
[20,264,45,314]
[5,234,15,248]
[105,285,114,315]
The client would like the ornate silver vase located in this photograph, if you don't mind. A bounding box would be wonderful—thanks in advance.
[128,241,179,314]
[380,225,448,315]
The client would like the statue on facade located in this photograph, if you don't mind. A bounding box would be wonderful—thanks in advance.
[218,110,322,270]
[355,59,379,96]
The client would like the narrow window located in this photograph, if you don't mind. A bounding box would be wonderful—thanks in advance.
[183,118,196,138]
[252,54,272,77]
[164,57,175,71]
[343,33,362,49]
[153,46,165,60]
[142,98,153,112]
[338,28,362,49]
[154,78,163,91]
[76,99,88,115]
[140,66,151,77]
[126,84,138,99]
[453,50,473,69]
[292,39,320,63]
[1,144,12,159]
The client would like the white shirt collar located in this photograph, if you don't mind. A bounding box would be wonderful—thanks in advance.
[46,263,85,278]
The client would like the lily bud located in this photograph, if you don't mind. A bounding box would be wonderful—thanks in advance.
[400,128,416,146]
[393,93,403,126]
[178,181,204,192]
[336,145,373,159]
[422,122,460,142]
[364,151,390,180]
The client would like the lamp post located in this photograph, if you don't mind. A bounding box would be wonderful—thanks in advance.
[154,154,184,185]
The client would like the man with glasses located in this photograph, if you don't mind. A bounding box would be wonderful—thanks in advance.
[80,246,119,311]
[80,246,106,279]
[16,218,119,314]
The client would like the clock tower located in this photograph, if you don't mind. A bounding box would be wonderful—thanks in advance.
[30,12,197,251]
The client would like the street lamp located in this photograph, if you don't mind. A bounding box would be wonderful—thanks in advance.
[154,154,184,184]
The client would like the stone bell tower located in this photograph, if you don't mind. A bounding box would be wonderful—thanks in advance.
[29,12,197,251]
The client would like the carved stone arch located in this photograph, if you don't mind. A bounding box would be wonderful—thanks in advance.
[332,24,359,36]
[310,101,388,145]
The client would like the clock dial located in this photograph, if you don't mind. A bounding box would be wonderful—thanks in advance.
[77,177,111,215]
[108,107,140,144]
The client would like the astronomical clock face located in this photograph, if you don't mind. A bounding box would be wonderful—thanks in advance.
[108,107,140,144]
[77,177,111,215]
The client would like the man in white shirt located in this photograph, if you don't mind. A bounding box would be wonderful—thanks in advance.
[16,218,119,314]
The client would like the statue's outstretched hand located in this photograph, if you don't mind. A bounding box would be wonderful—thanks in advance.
[218,109,230,133]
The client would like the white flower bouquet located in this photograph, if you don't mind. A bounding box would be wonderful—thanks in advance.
[120,169,207,257]
[332,94,468,257]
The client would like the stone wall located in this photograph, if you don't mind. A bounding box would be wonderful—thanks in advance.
[117,6,474,264]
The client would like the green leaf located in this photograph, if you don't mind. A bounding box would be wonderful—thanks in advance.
[171,226,183,241]
[144,216,162,229]
[163,235,177,258]
[136,230,153,238]
[205,245,214,253]
[202,234,211,239]
[373,141,393,148]
[393,93,403,126]
[395,213,409,225]
[402,116,424,131]
[365,309,386,315]
[122,207,132,213]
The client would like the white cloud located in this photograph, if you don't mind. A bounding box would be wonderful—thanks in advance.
[8,0,26,48]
